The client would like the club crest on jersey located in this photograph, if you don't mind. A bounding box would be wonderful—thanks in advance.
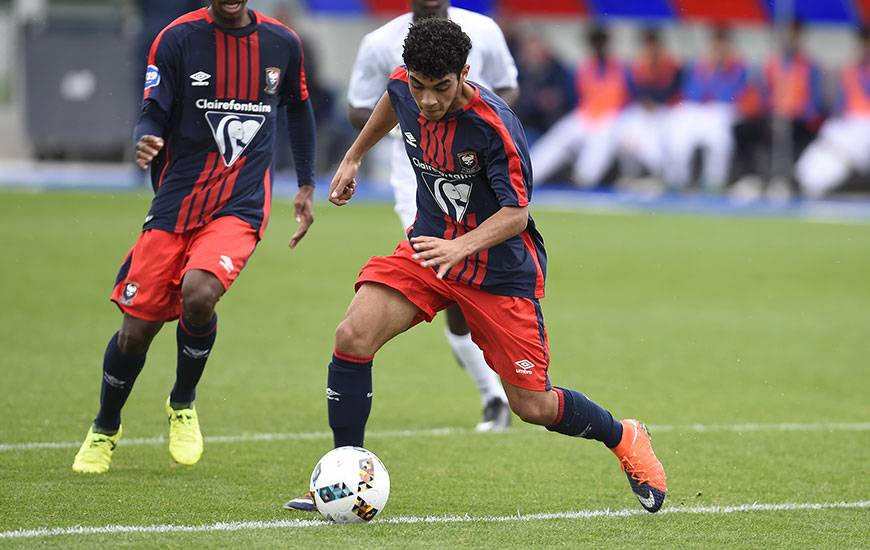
[119,282,139,305]
[421,172,473,222]
[456,150,480,174]
[264,67,281,95]
[144,65,160,90]
[205,111,265,166]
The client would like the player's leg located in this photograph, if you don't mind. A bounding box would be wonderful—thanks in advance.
[328,282,422,448]
[453,288,666,513]
[74,229,184,473]
[286,243,450,512]
[165,216,257,465]
[663,103,697,190]
[575,117,619,187]
[443,305,510,431]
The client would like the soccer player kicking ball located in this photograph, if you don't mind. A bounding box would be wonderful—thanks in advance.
[285,18,667,513]
[72,0,316,473]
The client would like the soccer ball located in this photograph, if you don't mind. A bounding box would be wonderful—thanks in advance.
[310,446,390,523]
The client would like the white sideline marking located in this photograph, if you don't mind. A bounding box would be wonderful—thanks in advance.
[2,422,869,452]
[1,501,868,539]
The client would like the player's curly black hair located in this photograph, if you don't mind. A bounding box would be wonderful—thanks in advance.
[402,17,472,79]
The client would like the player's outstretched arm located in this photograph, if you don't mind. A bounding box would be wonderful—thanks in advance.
[411,206,529,279]
[329,92,398,206]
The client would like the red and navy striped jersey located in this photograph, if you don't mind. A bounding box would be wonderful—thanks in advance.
[141,8,308,238]
[387,67,547,299]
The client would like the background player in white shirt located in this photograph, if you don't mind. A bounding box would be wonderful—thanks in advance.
[346,0,519,431]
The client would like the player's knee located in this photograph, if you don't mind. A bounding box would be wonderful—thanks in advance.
[117,326,152,355]
[181,283,221,324]
[334,319,374,357]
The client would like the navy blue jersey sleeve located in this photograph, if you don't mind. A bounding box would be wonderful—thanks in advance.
[386,66,409,107]
[274,26,309,106]
[143,27,182,113]
[286,99,316,186]
[472,102,530,208]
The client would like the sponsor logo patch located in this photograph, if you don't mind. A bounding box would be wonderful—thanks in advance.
[420,172,473,222]
[144,65,160,90]
[404,131,417,148]
[219,255,234,274]
[205,111,265,167]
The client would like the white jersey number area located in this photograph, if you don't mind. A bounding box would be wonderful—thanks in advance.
[205,111,265,167]
[420,172,473,222]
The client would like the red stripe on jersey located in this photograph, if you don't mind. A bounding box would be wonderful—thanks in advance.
[175,153,219,233]
[238,36,249,100]
[292,29,310,101]
[390,66,409,82]
[521,231,545,298]
[215,30,226,98]
[259,168,271,239]
[144,8,210,100]
[187,160,228,229]
[455,213,477,285]
[249,32,260,100]
[443,118,457,172]
[227,35,238,98]
[209,157,247,222]
[470,101,529,206]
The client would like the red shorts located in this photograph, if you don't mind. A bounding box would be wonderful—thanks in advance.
[356,241,550,391]
[110,215,257,322]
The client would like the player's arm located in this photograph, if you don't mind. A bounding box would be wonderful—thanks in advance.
[133,100,167,170]
[346,35,389,131]
[348,106,374,130]
[281,31,317,249]
[329,91,398,206]
[411,206,528,279]
[286,99,317,248]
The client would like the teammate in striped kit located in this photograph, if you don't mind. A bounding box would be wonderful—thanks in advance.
[285,18,667,514]
[72,0,316,474]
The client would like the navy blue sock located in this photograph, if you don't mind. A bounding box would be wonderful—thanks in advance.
[170,314,217,405]
[546,387,623,448]
[327,352,373,448]
[94,333,146,433]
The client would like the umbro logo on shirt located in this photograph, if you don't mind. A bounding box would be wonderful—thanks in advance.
[404,132,417,148]
[189,71,211,86]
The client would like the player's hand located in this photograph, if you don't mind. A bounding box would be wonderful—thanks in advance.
[289,185,315,249]
[135,135,164,170]
[410,236,472,279]
[328,156,361,206]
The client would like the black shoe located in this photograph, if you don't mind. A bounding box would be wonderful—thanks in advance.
[283,490,316,512]
[475,398,511,432]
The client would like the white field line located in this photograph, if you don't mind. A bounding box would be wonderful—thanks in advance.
[1,422,869,453]
[1,500,868,540]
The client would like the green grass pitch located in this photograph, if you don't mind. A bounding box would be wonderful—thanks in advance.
[0,190,868,547]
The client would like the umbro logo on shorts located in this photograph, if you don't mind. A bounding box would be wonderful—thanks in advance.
[514,359,535,375]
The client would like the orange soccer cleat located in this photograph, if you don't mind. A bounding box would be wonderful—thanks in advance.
[611,419,667,513]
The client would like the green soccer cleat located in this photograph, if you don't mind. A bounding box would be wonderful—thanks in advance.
[72,425,123,474]
[165,399,203,465]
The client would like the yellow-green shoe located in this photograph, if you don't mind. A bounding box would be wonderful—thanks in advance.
[165,399,203,465]
[72,425,122,474]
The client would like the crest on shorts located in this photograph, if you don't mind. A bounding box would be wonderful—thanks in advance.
[456,150,480,174]
[264,67,281,95]
[119,282,139,306]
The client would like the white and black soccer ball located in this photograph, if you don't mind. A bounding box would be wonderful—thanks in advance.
[310,446,390,524]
